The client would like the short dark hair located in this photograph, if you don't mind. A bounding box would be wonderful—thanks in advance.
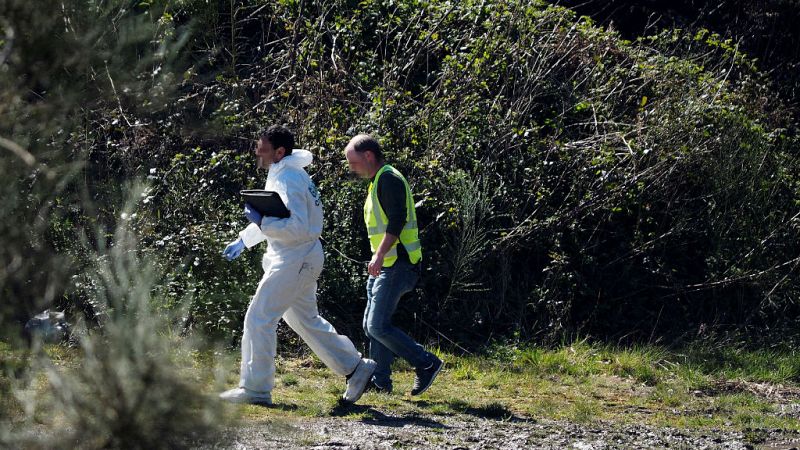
[261,125,294,155]
[350,134,383,160]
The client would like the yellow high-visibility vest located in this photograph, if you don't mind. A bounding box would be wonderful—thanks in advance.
[364,165,422,267]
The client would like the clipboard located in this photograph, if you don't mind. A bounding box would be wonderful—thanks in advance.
[240,190,290,218]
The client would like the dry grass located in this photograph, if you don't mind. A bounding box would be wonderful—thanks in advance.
[209,345,800,433]
[3,341,798,447]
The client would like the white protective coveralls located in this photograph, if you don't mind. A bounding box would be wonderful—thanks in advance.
[237,149,361,393]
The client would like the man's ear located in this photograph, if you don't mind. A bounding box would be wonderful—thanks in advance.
[276,146,286,159]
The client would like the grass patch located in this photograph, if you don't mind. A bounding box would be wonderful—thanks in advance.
[607,346,666,385]
[480,372,502,390]
[281,374,299,387]
[452,361,479,380]
[681,344,800,384]
[4,339,799,439]
[649,381,691,408]
[570,397,602,424]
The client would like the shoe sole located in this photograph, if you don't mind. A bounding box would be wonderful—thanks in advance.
[221,397,273,406]
[219,393,273,406]
[412,361,444,396]
[342,360,377,403]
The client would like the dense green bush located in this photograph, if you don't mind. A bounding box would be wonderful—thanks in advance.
[111,0,800,345]
[0,0,193,330]
[3,0,798,349]
[560,0,800,122]
[1,2,224,446]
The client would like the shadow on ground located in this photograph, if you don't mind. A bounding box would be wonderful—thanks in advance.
[257,402,299,412]
[411,398,529,422]
[329,401,448,429]
[328,396,531,429]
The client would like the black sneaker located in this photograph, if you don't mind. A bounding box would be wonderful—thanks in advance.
[364,379,393,394]
[411,357,443,396]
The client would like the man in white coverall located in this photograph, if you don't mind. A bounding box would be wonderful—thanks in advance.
[219,125,376,405]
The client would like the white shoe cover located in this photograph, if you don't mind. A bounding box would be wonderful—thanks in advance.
[343,358,377,403]
[219,387,272,405]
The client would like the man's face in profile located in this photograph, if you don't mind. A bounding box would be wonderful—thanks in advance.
[255,138,280,169]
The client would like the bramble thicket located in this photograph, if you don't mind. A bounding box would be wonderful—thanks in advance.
[2,0,799,349]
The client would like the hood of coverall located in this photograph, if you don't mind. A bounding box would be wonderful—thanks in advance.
[270,149,313,172]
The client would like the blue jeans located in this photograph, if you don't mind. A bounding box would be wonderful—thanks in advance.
[363,259,434,389]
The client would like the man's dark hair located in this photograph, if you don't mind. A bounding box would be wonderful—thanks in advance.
[261,125,294,155]
[350,134,383,161]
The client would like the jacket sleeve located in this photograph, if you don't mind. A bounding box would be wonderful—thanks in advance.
[259,173,315,243]
[238,223,266,248]
[377,172,408,236]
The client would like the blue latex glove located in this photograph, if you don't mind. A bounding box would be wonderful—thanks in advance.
[222,238,245,261]
[244,203,262,225]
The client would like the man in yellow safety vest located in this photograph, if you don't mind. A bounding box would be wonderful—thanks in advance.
[344,134,443,395]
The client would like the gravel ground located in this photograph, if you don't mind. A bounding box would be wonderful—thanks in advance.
[218,409,800,449]
[9,405,798,449]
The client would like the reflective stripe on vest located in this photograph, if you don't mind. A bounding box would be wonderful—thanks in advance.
[364,165,422,267]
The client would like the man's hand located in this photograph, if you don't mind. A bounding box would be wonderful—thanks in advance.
[222,238,245,261]
[244,203,263,225]
[368,252,385,277]
[369,233,399,277]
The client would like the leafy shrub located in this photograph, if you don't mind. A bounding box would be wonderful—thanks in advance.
[4,0,798,351]
[9,223,223,449]
[121,0,800,345]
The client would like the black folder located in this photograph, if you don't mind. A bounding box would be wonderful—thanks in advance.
[240,190,290,218]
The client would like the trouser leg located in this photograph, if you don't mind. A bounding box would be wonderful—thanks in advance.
[364,262,433,387]
[239,263,297,393]
[283,262,361,377]
[364,276,396,388]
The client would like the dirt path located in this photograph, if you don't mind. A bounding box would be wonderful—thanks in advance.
[217,408,800,449]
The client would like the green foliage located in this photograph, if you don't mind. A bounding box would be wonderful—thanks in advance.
[0,0,194,330]
[117,0,800,344]
[0,2,225,446]
[562,0,800,124]
[4,224,223,449]
[496,339,800,397]
[682,344,800,384]
[3,0,800,352]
